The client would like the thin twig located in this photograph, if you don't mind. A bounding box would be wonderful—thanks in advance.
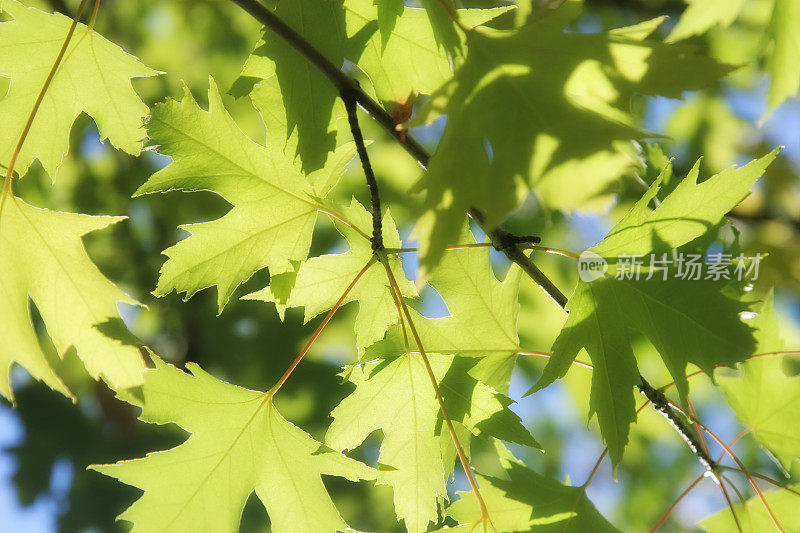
[227,0,550,285]
[667,399,785,532]
[650,473,705,533]
[230,0,430,165]
[638,378,717,474]
[230,4,491,520]
[343,93,383,251]
[469,209,563,308]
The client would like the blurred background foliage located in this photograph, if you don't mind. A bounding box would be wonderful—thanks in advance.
[1,0,798,531]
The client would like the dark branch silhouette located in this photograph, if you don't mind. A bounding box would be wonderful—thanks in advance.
[343,92,383,251]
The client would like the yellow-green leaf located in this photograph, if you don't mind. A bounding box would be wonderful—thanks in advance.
[245,198,416,354]
[410,13,734,274]
[766,0,800,114]
[137,79,352,311]
[367,227,522,392]
[93,354,375,533]
[0,195,144,400]
[530,154,778,466]
[718,292,800,471]
[0,0,159,179]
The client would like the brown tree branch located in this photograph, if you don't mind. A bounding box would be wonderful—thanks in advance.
[343,92,383,251]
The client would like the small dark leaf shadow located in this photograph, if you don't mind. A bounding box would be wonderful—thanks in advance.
[94,318,142,348]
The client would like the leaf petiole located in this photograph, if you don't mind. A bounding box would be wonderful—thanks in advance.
[379,254,496,533]
[268,256,377,396]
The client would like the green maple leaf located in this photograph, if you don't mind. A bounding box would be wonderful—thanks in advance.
[700,486,800,532]
[592,149,780,258]
[0,0,159,179]
[765,0,800,115]
[447,450,619,532]
[366,228,523,392]
[666,0,749,43]
[327,353,534,532]
[92,354,375,533]
[529,152,777,466]
[537,276,753,467]
[0,195,145,400]
[417,0,462,55]
[438,356,539,450]
[409,12,735,274]
[327,353,449,533]
[667,0,799,116]
[245,198,416,354]
[232,0,509,169]
[718,291,800,471]
[344,0,512,103]
[231,0,348,172]
[136,79,355,312]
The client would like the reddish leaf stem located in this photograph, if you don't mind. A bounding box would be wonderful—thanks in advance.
[719,467,800,498]
[650,427,761,532]
[317,207,371,242]
[722,473,748,505]
[386,243,580,260]
[89,0,101,27]
[666,398,785,532]
[649,473,705,533]
[517,349,594,370]
[380,256,494,532]
[672,351,800,389]
[268,257,375,395]
[718,477,745,533]
[582,449,608,488]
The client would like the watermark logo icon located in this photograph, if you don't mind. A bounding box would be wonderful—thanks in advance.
[578,251,608,282]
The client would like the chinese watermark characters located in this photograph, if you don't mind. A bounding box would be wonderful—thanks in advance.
[578,251,764,282]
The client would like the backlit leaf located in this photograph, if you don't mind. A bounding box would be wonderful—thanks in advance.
[367,228,522,392]
[136,79,355,311]
[0,195,144,399]
[245,198,417,354]
[92,354,375,533]
[530,153,778,465]
[718,292,800,471]
[447,453,619,532]
[410,13,734,274]
[0,0,159,179]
